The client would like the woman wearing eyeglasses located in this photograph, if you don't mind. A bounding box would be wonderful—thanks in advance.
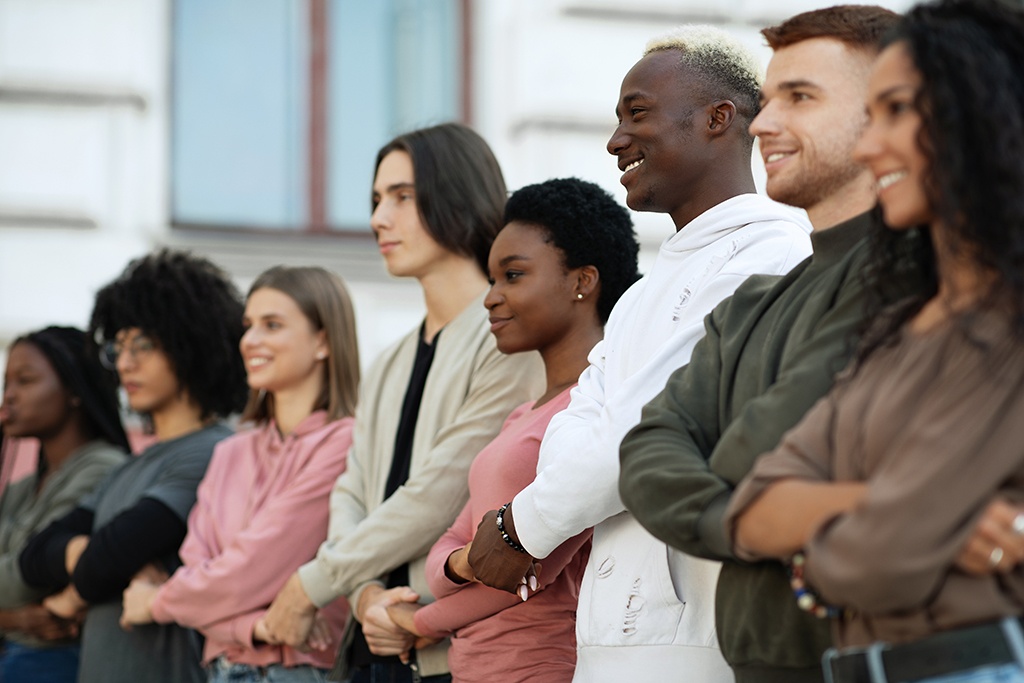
[19,249,248,683]
[0,326,128,683]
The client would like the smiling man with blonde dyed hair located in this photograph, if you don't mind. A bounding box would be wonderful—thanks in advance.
[619,7,906,682]
[469,24,812,682]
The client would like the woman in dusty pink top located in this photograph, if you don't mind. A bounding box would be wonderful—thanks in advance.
[385,178,639,682]
[119,266,360,682]
[727,3,1024,682]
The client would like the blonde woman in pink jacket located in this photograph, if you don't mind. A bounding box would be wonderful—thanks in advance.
[120,266,360,683]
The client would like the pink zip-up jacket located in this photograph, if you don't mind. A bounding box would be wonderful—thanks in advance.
[414,389,591,683]
[150,411,353,670]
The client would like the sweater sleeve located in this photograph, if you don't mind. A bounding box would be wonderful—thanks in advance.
[414,529,591,639]
[149,427,350,638]
[298,347,541,608]
[621,265,866,561]
[803,372,1024,614]
[72,497,187,602]
[18,507,94,591]
[618,297,734,560]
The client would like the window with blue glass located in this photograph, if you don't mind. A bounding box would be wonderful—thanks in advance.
[171,0,463,232]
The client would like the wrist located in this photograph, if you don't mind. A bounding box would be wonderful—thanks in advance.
[496,503,529,555]
[356,584,384,622]
[444,549,471,584]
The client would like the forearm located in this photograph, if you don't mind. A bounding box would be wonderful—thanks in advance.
[73,498,186,602]
[734,480,866,559]
[18,507,94,590]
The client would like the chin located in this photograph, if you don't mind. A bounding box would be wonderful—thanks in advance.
[495,339,525,355]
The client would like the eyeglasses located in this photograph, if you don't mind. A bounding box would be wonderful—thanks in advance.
[99,335,157,370]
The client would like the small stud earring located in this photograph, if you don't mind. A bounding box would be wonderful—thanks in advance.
[576,293,584,300]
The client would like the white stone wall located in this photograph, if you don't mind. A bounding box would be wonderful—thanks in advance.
[0,0,911,369]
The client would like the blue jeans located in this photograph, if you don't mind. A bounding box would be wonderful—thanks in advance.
[207,657,329,683]
[348,662,451,683]
[916,664,1024,683]
[0,641,79,683]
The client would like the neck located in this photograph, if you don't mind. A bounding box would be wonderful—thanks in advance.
[535,320,604,406]
[930,224,996,311]
[671,163,755,230]
[151,398,205,442]
[271,375,323,436]
[805,175,877,231]
[419,258,488,343]
[38,417,92,478]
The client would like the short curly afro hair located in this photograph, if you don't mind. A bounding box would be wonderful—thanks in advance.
[89,249,248,420]
[503,178,640,324]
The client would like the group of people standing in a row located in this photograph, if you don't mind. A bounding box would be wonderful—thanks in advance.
[2,0,1024,681]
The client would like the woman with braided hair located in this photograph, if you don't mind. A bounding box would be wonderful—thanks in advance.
[0,326,128,682]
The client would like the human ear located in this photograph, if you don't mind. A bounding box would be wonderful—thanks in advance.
[573,265,600,300]
[314,330,329,362]
[707,100,737,136]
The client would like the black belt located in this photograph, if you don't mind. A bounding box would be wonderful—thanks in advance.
[826,617,1023,683]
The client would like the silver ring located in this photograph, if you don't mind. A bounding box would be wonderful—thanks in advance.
[990,546,1005,568]
[1012,513,1024,536]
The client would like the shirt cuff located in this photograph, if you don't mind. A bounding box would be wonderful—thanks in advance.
[297,559,341,609]
[697,491,737,560]
[510,488,564,559]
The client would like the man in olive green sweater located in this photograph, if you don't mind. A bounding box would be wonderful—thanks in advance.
[618,7,903,683]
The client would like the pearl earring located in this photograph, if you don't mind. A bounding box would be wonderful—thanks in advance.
[576,293,584,300]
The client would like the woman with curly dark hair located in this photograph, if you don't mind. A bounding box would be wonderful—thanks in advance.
[0,326,128,683]
[725,1,1024,681]
[19,249,247,683]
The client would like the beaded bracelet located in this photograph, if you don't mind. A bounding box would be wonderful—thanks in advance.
[789,553,842,619]
[496,503,529,554]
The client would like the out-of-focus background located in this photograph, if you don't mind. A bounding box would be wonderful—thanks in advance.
[0,0,912,368]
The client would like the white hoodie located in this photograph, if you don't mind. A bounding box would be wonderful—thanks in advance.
[511,193,812,682]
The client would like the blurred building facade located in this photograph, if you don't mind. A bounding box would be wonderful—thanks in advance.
[0,0,909,366]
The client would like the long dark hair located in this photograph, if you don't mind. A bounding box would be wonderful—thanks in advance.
[856,0,1024,363]
[14,326,130,453]
[373,123,507,275]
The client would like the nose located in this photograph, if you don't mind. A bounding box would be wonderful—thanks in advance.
[483,281,503,310]
[749,101,780,139]
[240,325,259,352]
[852,120,881,166]
[115,345,135,374]
[370,201,390,237]
[607,122,628,157]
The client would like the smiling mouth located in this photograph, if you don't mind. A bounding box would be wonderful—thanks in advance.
[877,171,908,190]
[764,151,794,164]
[247,357,270,368]
[623,159,644,172]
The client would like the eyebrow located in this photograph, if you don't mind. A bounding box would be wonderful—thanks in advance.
[615,91,649,115]
[778,79,822,93]
[873,84,916,102]
[498,254,531,267]
[372,182,415,198]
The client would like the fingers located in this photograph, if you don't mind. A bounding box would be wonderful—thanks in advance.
[956,500,1024,575]
[305,612,333,652]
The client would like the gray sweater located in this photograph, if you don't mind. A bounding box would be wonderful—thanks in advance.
[0,440,125,647]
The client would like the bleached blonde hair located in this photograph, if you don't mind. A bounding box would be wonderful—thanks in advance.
[644,25,762,132]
